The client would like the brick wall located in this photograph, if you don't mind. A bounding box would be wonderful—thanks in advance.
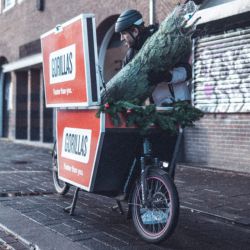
[2,0,250,173]
[184,114,250,173]
[0,0,152,141]
[0,0,150,61]
[0,0,184,61]
[155,0,184,23]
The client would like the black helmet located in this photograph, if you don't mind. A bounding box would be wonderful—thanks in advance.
[115,9,144,33]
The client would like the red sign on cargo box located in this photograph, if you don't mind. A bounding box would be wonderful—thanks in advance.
[56,109,104,191]
[41,14,100,107]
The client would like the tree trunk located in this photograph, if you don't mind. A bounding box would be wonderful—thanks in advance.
[101,2,196,104]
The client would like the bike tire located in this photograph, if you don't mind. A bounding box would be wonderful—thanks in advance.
[131,169,179,243]
[52,142,70,195]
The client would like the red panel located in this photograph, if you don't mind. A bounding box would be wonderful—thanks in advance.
[57,109,101,190]
[41,18,87,106]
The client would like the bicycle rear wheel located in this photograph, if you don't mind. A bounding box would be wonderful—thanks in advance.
[52,141,70,195]
[131,169,179,243]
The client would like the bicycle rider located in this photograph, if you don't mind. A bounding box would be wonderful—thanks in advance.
[115,9,192,105]
[113,10,192,202]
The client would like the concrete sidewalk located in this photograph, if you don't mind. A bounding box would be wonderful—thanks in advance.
[176,164,250,226]
[0,139,249,249]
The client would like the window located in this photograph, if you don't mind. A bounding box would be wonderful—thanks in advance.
[3,0,15,12]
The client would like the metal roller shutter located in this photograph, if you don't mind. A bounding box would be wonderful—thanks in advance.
[193,26,250,113]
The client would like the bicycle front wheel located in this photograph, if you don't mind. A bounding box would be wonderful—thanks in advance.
[131,169,179,243]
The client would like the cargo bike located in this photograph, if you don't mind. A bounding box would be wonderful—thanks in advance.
[51,109,183,243]
[41,14,182,243]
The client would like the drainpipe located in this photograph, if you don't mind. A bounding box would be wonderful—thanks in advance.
[0,70,3,137]
[149,0,155,25]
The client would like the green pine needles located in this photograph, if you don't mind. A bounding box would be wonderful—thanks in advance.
[96,100,203,134]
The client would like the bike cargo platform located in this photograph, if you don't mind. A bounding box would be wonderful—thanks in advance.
[56,109,176,195]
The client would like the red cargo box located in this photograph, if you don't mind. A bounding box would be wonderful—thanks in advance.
[56,109,175,193]
[41,14,100,108]
[56,109,139,192]
[56,109,103,191]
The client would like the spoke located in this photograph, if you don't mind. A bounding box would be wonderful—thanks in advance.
[154,179,159,194]
[158,220,164,232]
[164,190,170,200]
[147,181,152,199]
[159,223,163,232]
[148,179,153,199]
[152,212,156,233]
[146,224,150,233]
[156,182,164,193]
[156,213,160,233]
[149,179,154,193]
[128,202,143,207]
[134,186,142,206]
[138,188,142,206]
[153,206,168,211]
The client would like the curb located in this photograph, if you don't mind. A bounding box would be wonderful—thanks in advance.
[181,205,250,228]
[0,204,85,250]
[0,223,39,250]
[178,163,250,176]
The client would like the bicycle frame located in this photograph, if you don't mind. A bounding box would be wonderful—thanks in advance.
[124,126,183,198]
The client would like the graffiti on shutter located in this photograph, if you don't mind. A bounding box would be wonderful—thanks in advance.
[193,26,250,113]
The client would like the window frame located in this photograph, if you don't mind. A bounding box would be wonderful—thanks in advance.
[3,0,15,13]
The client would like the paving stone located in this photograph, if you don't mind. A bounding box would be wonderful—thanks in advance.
[80,237,120,250]
[176,165,250,224]
[0,227,29,250]
[49,223,78,236]
[235,217,250,226]
[1,140,250,249]
[68,233,94,242]
[8,241,29,250]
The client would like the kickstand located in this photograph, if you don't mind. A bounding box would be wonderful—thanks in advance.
[64,187,80,216]
[111,200,124,215]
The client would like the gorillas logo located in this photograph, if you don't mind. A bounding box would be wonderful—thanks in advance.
[61,128,91,163]
[49,44,76,84]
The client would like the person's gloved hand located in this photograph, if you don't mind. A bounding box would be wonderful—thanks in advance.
[147,69,172,86]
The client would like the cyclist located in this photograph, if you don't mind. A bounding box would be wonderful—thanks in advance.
[113,9,192,204]
[115,9,192,106]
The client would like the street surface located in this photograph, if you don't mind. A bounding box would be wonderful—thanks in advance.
[0,140,249,249]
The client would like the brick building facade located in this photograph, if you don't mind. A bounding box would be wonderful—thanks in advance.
[0,0,179,142]
[0,0,250,173]
[184,0,250,173]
